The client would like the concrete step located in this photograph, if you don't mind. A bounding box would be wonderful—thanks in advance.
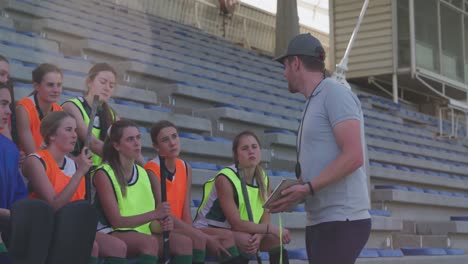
[392,234,449,249]
[416,221,468,250]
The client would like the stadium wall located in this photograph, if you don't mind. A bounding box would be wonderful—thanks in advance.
[330,0,394,78]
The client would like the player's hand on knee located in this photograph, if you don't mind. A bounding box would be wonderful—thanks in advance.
[237,236,255,254]
[248,233,262,250]
[207,235,231,257]
[281,228,291,244]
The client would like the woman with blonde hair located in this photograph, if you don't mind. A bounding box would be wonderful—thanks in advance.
[62,63,119,166]
[22,111,128,264]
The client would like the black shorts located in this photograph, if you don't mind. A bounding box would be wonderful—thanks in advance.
[305,218,371,264]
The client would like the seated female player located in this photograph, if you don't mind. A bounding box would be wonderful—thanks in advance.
[145,120,245,264]
[93,120,192,264]
[22,111,127,264]
[194,131,291,264]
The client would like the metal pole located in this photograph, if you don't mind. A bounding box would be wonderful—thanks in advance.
[409,0,416,77]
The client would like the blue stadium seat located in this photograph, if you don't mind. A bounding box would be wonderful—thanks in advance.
[450,216,468,221]
[369,161,383,167]
[396,166,411,172]
[382,164,397,169]
[292,205,305,212]
[245,108,266,115]
[189,162,219,171]
[264,129,296,135]
[288,248,308,260]
[407,187,425,193]
[271,171,295,178]
[114,99,145,108]
[401,247,446,256]
[368,209,391,217]
[359,248,379,258]
[377,249,404,257]
[203,136,231,144]
[264,112,284,119]
[22,62,38,69]
[192,199,202,207]
[143,105,172,113]
[438,191,453,197]
[375,185,408,191]
[214,103,244,111]
[424,189,440,195]
[178,132,204,140]
[445,248,464,255]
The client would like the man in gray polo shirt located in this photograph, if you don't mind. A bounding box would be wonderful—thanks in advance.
[269,33,371,264]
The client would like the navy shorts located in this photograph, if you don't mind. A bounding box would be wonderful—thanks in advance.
[305,218,371,264]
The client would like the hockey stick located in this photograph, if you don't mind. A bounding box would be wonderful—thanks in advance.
[159,155,171,264]
[83,95,99,202]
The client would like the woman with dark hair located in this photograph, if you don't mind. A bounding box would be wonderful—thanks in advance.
[145,120,243,264]
[62,63,119,166]
[194,131,291,264]
[22,111,128,264]
[16,63,63,155]
[94,120,191,264]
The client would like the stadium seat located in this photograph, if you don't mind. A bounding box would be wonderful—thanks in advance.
[359,248,379,258]
[178,132,204,141]
[189,162,218,171]
[377,249,404,257]
[288,248,308,260]
[401,247,446,256]
[368,209,391,217]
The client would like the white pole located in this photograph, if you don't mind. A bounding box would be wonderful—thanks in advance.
[332,0,370,89]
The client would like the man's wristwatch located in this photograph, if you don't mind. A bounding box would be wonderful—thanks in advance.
[304,181,315,196]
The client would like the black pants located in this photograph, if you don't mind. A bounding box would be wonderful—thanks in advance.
[305,218,371,264]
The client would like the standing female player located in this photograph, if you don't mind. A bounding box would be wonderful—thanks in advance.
[194,131,291,264]
[93,120,192,264]
[145,120,245,264]
[16,63,63,155]
[62,63,119,166]
[22,111,128,264]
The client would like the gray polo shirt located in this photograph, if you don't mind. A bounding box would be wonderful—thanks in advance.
[298,78,370,226]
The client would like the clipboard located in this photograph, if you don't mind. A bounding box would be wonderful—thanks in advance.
[263,179,302,209]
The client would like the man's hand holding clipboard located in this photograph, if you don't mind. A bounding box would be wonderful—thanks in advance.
[264,179,305,212]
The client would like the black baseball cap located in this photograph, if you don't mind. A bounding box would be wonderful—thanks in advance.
[273,33,325,64]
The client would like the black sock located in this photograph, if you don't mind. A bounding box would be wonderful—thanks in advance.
[269,247,289,264]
